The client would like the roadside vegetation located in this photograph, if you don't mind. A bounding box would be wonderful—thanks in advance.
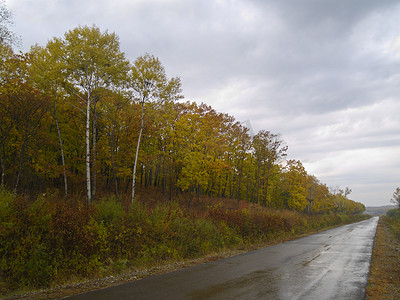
[385,208,400,239]
[0,187,368,297]
[366,209,400,299]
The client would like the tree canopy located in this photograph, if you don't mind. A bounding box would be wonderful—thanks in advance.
[0,0,18,47]
[391,187,400,209]
[0,24,365,215]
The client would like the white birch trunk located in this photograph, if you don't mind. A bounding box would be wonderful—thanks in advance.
[111,110,119,197]
[0,156,4,187]
[54,100,68,199]
[92,102,97,202]
[86,90,91,204]
[131,100,145,205]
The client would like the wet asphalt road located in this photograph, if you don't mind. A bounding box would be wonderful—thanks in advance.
[67,217,378,300]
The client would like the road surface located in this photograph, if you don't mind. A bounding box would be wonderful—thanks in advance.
[68,217,378,300]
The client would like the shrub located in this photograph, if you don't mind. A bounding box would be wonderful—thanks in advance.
[387,208,400,219]
[94,196,125,226]
[0,189,370,296]
[385,209,400,240]
[0,187,14,222]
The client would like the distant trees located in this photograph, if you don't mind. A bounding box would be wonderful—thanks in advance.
[391,187,400,209]
[0,24,364,215]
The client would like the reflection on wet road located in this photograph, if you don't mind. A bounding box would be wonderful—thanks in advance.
[68,217,378,300]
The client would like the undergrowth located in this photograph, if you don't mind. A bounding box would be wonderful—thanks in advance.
[384,208,400,240]
[0,187,369,296]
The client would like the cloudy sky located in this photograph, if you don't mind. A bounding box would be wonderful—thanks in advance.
[5,0,400,206]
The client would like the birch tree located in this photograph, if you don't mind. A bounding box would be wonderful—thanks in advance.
[28,44,70,198]
[44,25,129,203]
[252,130,287,206]
[129,54,182,204]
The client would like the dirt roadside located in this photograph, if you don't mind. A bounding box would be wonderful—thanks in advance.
[366,216,400,299]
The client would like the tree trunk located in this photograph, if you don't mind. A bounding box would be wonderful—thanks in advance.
[0,128,12,188]
[263,164,271,207]
[86,91,91,204]
[54,100,68,199]
[131,99,145,205]
[222,173,228,198]
[169,167,173,201]
[144,166,148,187]
[140,163,144,187]
[262,164,266,206]
[14,132,28,193]
[110,111,119,198]
[0,152,5,187]
[154,165,159,187]
[237,156,244,202]
[229,174,233,199]
[197,184,200,201]
[188,186,195,211]
[91,101,98,201]
[148,168,153,187]
[256,162,260,204]
[263,178,269,207]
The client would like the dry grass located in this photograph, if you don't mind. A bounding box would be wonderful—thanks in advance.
[366,217,400,299]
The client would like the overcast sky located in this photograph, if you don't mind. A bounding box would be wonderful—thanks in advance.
[5,0,400,206]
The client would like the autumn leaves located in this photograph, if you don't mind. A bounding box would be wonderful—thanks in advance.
[0,25,364,214]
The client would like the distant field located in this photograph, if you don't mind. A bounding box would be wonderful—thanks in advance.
[364,205,397,215]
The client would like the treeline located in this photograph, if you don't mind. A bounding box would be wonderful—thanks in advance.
[0,25,364,215]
